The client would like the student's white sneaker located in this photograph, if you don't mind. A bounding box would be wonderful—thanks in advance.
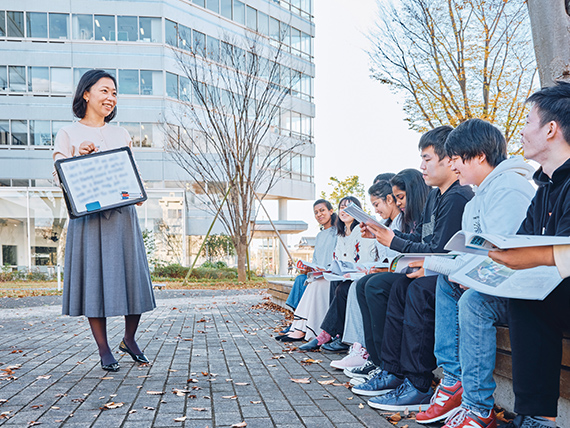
[330,342,368,370]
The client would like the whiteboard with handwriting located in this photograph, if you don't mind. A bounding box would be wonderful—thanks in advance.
[55,147,147,217]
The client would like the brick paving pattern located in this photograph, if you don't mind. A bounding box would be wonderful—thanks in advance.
[0,290,423,427]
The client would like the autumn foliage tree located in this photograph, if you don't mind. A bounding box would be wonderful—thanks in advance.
[369,0,538,152]
[320,176,367,209]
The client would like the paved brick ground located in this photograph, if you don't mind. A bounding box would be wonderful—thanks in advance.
[0,290,424,427]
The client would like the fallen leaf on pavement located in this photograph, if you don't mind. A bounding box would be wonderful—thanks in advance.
[102,402,124,410]
[234,382,249,386]
[36,375,51,380]
[250,401,261,404]
[192,407,206,411]
[174,416,187,422]
[358,403,364,409]
[146,391,165,395]
[318,380,335,385]
[231,422,247,427]
[143,406,155,410]
[389,413,401,422]
[222,395,237,399]
[290,378,310,384]
[271,355,285,359]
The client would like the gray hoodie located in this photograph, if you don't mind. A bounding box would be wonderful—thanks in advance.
[462,155,535,235]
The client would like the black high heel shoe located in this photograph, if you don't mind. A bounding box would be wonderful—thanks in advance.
[101,360,120,372]
[119,340,150,364]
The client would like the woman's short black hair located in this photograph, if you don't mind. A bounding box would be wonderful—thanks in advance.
[72,69,117,122]
[445,118,506,167]
[336,196,361,237]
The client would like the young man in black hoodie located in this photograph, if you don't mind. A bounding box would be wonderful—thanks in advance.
[351,126,474,409]
[489,81,570,428]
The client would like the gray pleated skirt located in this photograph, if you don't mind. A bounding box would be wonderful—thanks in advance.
[62,205,156,317]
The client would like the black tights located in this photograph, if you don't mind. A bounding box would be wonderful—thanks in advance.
[88,314,142,365]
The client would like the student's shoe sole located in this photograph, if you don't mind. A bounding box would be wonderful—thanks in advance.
[416,408,460,424]
[343,368,374,379]
[349,377,366,386]
[367,400,429,412]
[351,387,394,397]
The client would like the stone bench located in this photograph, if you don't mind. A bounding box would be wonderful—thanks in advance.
[266,280,293,310]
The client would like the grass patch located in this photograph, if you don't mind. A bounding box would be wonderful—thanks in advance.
[0,279,268,298]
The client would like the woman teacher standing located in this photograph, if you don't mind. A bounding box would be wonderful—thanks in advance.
[53,69,155,372]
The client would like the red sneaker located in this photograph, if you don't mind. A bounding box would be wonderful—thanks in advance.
[442,408,497,428]
[416,380,463,424]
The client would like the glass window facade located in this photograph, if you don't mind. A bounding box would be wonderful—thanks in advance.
[246,6,257,31]
[30,121,51,146]
[73,14,93,40]
[9,66,26,92]
[49,13,69,39]
[7,11,24,37]
[0,189,186,269]
[165,19,177,47]
[207,0,219,13]
[0,66,7,90]
[29,67,49,92]
[220,0,232,19]
[138,17,161,42]
[117,16,137,41]
[193,31,205,56]
[179,24,191,50]
[11,120,27,145]
[26,12,47,38]
[140,70,163,96]
[0,11,5,36]
[119,69,139,94]
[166,72,178,98]
[94,14,115,41]
[233,1,245,25]
[50,68,72,93]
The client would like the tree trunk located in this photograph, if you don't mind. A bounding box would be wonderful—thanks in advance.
[235,236,247,282]
[527,0,570,87]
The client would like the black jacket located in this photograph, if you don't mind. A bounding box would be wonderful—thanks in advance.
[518,157,570,237]
[390,180,474,254]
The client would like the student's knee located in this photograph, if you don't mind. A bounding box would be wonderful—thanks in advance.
[458,289,495,326]
[436,275,463,301]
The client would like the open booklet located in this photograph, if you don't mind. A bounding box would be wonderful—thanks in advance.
[390,253,457,276]
[296,259,327,272]
[445,231,570,256]
[322,259,390,282]
[449,254,562,300]
[342,202,388,230]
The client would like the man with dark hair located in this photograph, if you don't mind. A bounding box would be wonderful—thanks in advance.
[415,119,535,428]
[351,126,473,411]
[487,81,570,428]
